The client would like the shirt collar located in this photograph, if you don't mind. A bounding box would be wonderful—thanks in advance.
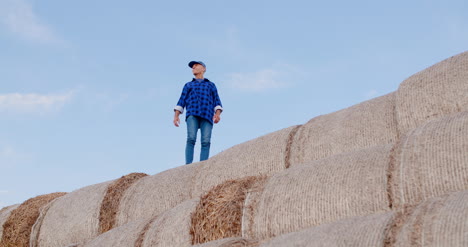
[191,78,210,82]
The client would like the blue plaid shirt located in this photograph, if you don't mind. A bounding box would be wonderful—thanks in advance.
[174,78,223,124]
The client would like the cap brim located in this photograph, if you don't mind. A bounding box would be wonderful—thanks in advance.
[188,61,199,68]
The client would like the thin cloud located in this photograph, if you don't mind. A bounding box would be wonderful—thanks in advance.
[0,0,62,44]
[0,144,31,168]
[0,90,75,113]
[0,146,15,157]
[226,69,286,92]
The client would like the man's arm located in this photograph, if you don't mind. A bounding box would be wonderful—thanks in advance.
[212,83,223,124]
[174,84,188,127]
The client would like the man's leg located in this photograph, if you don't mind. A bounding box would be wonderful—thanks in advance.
[199,118,213,161]
[185,116,199,164]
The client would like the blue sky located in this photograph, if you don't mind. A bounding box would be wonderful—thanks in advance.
[0,0,467,207]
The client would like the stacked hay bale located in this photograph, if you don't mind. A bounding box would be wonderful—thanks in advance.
[28,173,147,247]
[389,111,468,208]
[245,145,393,240]
[395,51,468,135]
[115,165,197,227]
[289,92,397,166]
[0,193,66,247]
[30,181,114,247]
[259,190,468,247]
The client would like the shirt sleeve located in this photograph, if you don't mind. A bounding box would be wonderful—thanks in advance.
[212,83,223,112]
[174,84,188,113]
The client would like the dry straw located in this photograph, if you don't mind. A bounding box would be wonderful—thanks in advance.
[260,212,394,247]
[115,164,198,227]
[191,176,267,245]
[396,51,468,135]
[252,145,392,240]
[29,197,62,247]
[35,180,113,247]
[383,205,416,247]
[99,172,148,234]
[289,92,397,166]
[134,217,157,247]
[390,111,468,208]
[192,126,297,198]
[0,192,66,247]
[0,204,19,242]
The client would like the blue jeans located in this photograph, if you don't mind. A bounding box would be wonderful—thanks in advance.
[185,115,213,164]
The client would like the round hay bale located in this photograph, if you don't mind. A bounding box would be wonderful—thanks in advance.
[193,126,300,198]
[194,237,259,247]
[0,192,66,247]
[83,218,150,247]
[390,111,468,208]
[250,145,392,240]
[115,164,199,227]
[35,180,113,247]
[99,172,148,234]
[0,204,20,241]
[259,212,394,247]
[393,190,468,247]
[139,199,200,247]
[396,51,468,135]
[191,176,267,245]
[289,92,397,166]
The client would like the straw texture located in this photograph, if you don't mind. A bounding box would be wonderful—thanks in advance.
[115,164,198,227]
[251,145,392,239]
[0,192,66,247]
[191,176,267,245]
[35,180,113,247]
[0,204,19,242]
[30,197,62,247]
[390,111,468,208]
[140,199,199,247]
[290,93,397,166]
[192,126,299,198]
[83,219,150,247]
[241,177,268,240]
[393,190,468,247]
[396,51,468,135]
[194,237,259,247]
[99,172,148,233]
[260,212,394,247]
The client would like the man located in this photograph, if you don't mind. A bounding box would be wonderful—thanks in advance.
[173,61,223,164]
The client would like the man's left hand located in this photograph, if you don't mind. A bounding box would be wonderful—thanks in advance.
[213,114,221,124]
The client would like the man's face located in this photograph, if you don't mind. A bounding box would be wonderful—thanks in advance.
[192,63,206,75]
